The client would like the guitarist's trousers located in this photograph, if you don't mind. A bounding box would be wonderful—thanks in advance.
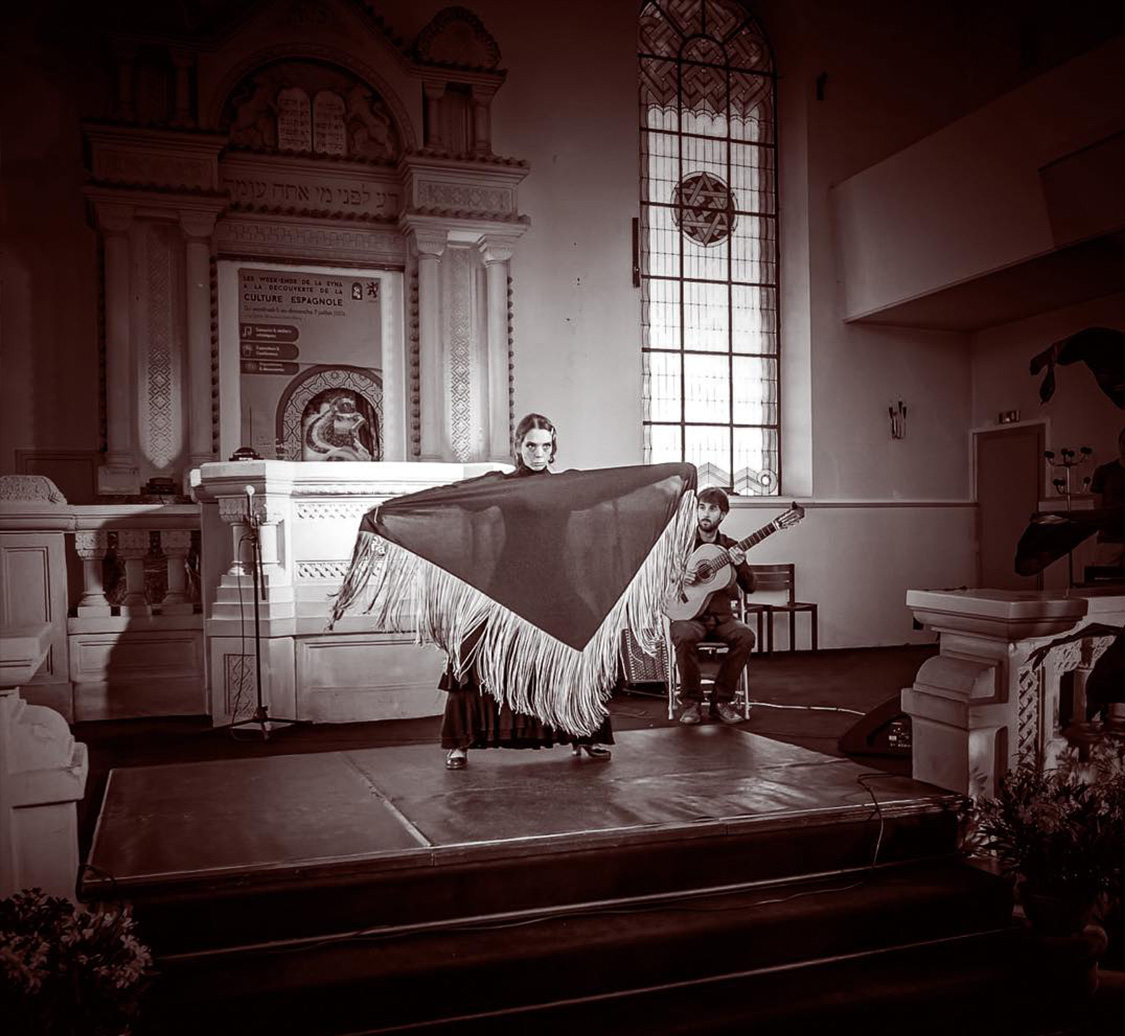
[669,617,756,704]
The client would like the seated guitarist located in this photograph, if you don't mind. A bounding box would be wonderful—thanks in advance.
[673,487,757,725]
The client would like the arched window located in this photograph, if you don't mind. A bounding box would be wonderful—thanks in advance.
[639,1,778,495]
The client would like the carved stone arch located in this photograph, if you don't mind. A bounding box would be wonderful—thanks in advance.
[276,364,383,462]
[208,44,417,152]
[414,7,502,70]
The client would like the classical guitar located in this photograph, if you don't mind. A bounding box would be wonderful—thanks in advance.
[663,505,805,621]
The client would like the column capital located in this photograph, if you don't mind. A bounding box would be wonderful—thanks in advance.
[94,201,134,235]
[160,529,193,556]
[471,82,499,103]
[478,234,519,265]
[74,530,110,560]
[218,494,286,528]
[115,529,151,560]
[422,79,447,101]
[407,225,449,258]
[180,210,217,240]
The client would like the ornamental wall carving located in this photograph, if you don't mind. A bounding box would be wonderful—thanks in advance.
[296,560,353,582]
[214,216,406,265]
[221,153,401,220]
[86,126,226,192]
[294,501,372,522]
[220,60,403,162]
[416,180,513,215]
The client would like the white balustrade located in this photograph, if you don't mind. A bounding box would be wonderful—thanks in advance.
[66,504,204,721]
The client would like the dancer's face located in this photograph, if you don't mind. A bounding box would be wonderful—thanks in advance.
[519,428,553,471]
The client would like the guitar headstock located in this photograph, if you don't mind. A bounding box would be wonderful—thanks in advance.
[776,503,805,529]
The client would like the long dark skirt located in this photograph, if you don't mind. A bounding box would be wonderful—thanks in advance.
[439,664,615,751]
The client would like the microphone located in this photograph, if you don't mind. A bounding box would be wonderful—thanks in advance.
[245,484,256,526]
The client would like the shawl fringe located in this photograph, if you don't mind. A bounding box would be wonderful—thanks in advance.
[327,491,696,737]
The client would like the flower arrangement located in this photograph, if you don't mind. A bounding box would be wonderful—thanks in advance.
[0,888,152,1036]
[971,743,1125,931]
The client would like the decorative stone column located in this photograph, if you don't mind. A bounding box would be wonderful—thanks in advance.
[115,530,152,617]
[480,235,516,460]
[160,529,194,615]
[181,210,217,483]
[94,202,140,495]
[423,81,446,149]
[902,589,1089,798]
[74,532,111,617]
[409,228,448,460]
[470,83,497,156]
[400,147,529,462]
[170,48,195,127]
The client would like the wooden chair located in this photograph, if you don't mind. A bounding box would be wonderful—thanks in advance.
[663,589,752,720]
[744,564,818,654]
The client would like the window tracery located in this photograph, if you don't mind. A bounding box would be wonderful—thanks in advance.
[640,0,778,495]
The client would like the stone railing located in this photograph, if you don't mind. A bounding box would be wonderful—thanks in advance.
[70,505,202,618]
[66,504,205,722]
[903,588,1125,797]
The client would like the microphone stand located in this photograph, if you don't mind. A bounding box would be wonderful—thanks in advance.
[219,487,308,741]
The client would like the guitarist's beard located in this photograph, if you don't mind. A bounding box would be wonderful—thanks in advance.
[697,516,720,539]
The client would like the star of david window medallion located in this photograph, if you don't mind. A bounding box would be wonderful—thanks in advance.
[672,171,736,246]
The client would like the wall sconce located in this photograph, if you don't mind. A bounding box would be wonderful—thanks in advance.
[888,400,906,440]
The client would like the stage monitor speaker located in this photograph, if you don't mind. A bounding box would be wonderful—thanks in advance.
[838,695,912,758]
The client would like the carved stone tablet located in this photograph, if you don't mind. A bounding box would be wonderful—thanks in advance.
[277,87,312,152]
[314,91,347,156]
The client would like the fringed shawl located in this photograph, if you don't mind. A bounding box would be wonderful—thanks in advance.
[329,462,697,737]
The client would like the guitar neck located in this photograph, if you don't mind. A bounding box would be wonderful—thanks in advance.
[709,521,777,568]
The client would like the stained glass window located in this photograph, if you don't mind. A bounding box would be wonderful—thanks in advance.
[639,0,779,495]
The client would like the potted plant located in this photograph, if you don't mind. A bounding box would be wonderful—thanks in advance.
[0,888,152,1035]
[971,742,1125,936]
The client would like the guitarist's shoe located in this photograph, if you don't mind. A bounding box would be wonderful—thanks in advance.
[713,702,745,725]
[445,748,468,770]
[678,703,702,725]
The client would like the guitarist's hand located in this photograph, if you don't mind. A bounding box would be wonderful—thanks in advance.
[683,568,701,586]
[729,546,746,566]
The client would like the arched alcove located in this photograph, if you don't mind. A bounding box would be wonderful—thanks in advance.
[276,364,383,462]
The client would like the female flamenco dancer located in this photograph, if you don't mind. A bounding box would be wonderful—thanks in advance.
[441,413,613,769]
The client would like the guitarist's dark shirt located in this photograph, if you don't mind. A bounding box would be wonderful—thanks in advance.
[695,531,756,624]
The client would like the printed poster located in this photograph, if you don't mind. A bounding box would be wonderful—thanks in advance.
[238,268,382,460]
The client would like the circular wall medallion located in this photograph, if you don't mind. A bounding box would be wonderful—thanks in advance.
[672,171,736,246]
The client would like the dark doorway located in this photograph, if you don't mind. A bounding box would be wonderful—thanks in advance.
[975,424,1045,589]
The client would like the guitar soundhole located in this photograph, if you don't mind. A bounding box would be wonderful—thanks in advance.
[698,564,712,580]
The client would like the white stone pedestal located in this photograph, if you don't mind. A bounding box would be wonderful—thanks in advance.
[192,459,506,724]
[902,589,1089,797]
[0,625,88,902]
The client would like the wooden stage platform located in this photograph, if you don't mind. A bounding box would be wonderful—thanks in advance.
[86,726,960,915]
[81,728,1031,1035]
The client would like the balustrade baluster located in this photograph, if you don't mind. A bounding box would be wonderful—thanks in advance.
[160,529,194,614]
[74,531,112,616]
[115,529,152,616]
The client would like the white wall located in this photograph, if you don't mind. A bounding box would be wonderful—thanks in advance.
[719,502,974,649]
[970,292,1125,454]
[831,34,1125,320]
